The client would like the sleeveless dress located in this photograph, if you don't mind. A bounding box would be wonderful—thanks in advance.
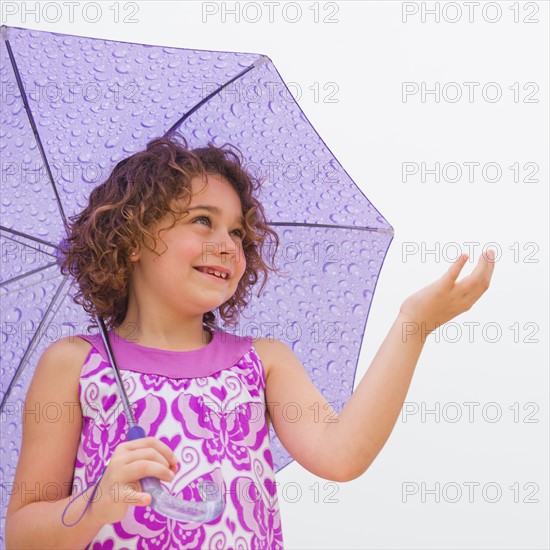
[71,328,285,549]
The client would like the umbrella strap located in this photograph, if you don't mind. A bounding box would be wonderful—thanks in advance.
[60,461,109,528]
[60,429,144,527]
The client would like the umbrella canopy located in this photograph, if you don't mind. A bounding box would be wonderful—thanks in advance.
[0,24,394,541]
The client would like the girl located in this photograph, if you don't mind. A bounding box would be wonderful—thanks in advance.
[5,134,495,549]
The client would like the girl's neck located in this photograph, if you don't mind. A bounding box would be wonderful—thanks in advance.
[111,322,212,352]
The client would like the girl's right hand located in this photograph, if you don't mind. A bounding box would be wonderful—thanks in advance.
[89,436,179,525]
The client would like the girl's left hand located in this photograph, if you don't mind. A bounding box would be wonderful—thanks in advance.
[399,249,496,334]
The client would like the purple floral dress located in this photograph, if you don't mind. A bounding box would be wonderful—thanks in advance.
[71,328,284,549]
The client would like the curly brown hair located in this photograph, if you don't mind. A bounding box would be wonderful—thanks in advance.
[58,132,282,334]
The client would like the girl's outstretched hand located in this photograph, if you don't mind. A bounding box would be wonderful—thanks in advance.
[399,249,496,334]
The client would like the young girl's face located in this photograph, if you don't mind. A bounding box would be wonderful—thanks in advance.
[129,173,247,318]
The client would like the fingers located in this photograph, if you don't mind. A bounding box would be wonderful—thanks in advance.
[469,248,496,290]
[120,481,152,507]
[123,436,177,468]
[483,248,496,262]
[108,437,179,486]
[121,459,176,485]
[133,492,152,507]
[481,248,496,286]
[445,252,469,283]
[455,249,496,298]
[120,446,173,469]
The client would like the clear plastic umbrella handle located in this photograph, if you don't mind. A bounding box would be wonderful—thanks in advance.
[126,426,224,522]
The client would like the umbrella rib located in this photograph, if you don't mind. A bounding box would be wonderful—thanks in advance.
[164,55,269,137]
[2,272,63,296]
[0,225,59,253]
[0,275,71,413]
[0,262,58,288]
[1,235,57,259]
[267,221,394,234]
[2,32,68,226]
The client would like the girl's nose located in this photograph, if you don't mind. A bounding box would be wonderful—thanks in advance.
[216,230,242,257]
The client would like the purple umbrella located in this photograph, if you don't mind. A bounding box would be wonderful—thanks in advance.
[0,24,394,540]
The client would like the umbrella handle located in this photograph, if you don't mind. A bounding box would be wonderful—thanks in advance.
[126,426,224,523]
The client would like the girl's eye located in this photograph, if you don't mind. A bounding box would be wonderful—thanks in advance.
[193,215,211,227]
[193,216,245,239]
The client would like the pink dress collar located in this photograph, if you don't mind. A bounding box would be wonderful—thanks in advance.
[76,329,253,379]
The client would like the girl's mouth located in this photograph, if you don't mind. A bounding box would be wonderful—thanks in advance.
[193,267,230,283]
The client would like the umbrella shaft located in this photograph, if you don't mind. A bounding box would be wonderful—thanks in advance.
[96,315,137,428]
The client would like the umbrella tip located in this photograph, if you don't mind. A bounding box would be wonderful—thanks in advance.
[0,26,8,41]
[253,55,270,68]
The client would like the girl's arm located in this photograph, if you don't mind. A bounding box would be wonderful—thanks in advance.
[6,491,107,550]
[323,310,426,479]
[262,251,495,482]
[5,337,106,549]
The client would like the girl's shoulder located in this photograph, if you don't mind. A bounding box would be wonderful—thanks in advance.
[46,335,96,382]
[49,334,95,368]
[27,335,93,413]
[249,337,274,381]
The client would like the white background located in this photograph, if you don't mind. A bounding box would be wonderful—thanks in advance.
[2,1,548,548]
